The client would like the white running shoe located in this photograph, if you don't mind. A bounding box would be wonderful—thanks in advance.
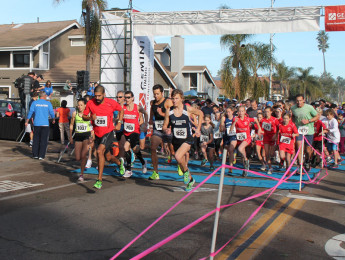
[123,170,133,178]
[267,168,273,175]
[78,175,84,182]
[142,160,147,174]
[260,165,267,171]
[85,159,92,168]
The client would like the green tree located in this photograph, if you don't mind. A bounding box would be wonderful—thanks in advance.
[220,34,253,99]
[316,30,329,74]
[273,61,295,98]
[295,67,321,101]
[54,0,107,72]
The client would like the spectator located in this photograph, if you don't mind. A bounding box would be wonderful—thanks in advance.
[87,82,96,97]
[246,99,259,118]
[28,92,39,147]
[64,80,73,93]
[56,100,71,145]
[25,91,55,160]
[43,80,53,100]
[201,99,214,116]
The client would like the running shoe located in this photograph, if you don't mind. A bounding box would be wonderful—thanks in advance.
[131,150,135,166]
[39,157,44,160]
[194,153,199,160]
[148,171,160,180]
[185,178,195,192]
[233,152,237,164]
[78,175,84,182]
[93,180,102,189]
[123,170,133,178]
[142,160,147,174]
[245,159,250,170]
[177,165,183,176]
[85,159,92,168]
[277,161,284,170]
[210,166,215,171]
[29,140,33,147]
[227,169,233,176]
[332,164,339,169]
[201,159,208,166]
[183,170,190,184]
[267,168,273,175]
[165,156,172,164]
[33,156,38,159]
[119,158,125,176]
[305,162,311,172]
[242,170,247,177]
[260,165,267,171]
[326,157,332,164]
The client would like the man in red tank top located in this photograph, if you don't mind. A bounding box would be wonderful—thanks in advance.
[122,91,148,178]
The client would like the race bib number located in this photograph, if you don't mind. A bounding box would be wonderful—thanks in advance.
[214,132,223,139]
[200,135,209,143]
[236,132,247,141]
[124,122,135,132]
[298,126,309,135]
[95,116,107,127]
[76,123,88,132]
[226,126,236,136]
[173,128,187,139]
[256,134,263,141]
[155,120,164,131]
[262,122,272,131]
[280,136,291,144]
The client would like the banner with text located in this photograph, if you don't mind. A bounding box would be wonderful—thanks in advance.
[325,5,345,31]
[131,36,154,114]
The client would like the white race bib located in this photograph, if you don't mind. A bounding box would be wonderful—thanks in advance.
[236,132,247,141]
[214,132,223,139]
[298,126,309,135]
[173,128,187,139]
[280,136,291,144]
[256,134,263,141]
[155,120,164,131]
[76,123,88,132]
[124,122,135,132]
[262,122,272,131]
[200,135,209,142]
[95,116,107,127]
[226,126,236,136]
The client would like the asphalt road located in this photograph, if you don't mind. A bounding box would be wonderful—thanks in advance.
[0,140,344,260]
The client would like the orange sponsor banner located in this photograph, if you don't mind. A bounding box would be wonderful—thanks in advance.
[325,5,345,31]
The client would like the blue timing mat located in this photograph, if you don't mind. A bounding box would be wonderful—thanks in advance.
[73,164,310,190]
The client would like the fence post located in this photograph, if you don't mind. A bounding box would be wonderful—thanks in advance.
[210,148,227,259]
[299,136,305,192]
[321,127,324,169]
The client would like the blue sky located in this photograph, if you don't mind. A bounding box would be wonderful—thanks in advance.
[2,0,344,78]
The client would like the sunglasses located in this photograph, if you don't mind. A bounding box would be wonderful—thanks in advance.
[124,96,132,99]
[116,96,123,98]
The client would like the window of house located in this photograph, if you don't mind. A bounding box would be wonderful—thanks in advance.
[13,52,30,68]
[71,38,86,47]
[190,73,197,90]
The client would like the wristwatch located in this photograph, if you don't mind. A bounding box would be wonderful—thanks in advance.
[118,120,123,124]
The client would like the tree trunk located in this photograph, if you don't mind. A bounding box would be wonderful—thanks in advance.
[322,51,326,74]
[85,5,91,73]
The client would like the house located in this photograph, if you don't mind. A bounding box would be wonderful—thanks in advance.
[0,20,99,105]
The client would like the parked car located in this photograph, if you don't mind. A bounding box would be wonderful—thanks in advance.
[0,100,25,118]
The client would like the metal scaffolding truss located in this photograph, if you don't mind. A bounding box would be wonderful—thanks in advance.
[130,6,322,25]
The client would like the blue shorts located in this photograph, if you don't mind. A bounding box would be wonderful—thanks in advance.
[296,134,314,147]
[327,142,338,152]
[223,135,237,146]
[140,131,147,140]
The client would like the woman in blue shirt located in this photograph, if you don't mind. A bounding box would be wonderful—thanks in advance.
[43,80,53,100]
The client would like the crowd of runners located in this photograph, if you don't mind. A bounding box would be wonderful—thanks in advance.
[64,84,344,191]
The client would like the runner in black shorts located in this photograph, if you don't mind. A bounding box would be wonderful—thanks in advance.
[163,89,203,192]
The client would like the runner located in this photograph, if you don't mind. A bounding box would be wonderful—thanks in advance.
[230,106,262,177]
[311,107,327,167]
[212,105,223,160]
[200,114,215,171]
[324,108,341,168]
[122,91,148,178]
[82,85,125,189]
[69,99,94,182]
[163,89,203,191]
[220,107,237,174]
[148,84,173,180]
[262,106,280,174]
[278,113,299,172]
[254,112,266,171]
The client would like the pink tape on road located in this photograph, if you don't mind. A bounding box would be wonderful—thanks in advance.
[110,165,223,260]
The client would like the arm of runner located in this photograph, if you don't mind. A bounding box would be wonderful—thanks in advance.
[69,111,76,144]
[220,115,226,132]
[230,117,238,133]
[187,105,203,137]
[162,106,171,135]
[115,107,124,131]
[82,103,91,121]
[149,100,154,126]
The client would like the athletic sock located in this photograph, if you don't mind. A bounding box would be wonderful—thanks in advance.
[135,150,145,165]
[125,150,132,170]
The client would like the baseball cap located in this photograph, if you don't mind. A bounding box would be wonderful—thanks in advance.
[266,101,273,107]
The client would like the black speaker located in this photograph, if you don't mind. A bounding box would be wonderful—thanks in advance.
[23,76,33,94]
[76,70,90,92]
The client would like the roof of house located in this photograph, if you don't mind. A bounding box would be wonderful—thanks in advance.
[154,43,170,52]
[0,20,80,49]
[154,54,177,89]
[182,65,216,87]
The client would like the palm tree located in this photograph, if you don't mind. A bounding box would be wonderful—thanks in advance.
[316,30,329,74]
[54,0,107,72]
[273,61,295,98]
[220,34,253,99]
[295,67,321,101]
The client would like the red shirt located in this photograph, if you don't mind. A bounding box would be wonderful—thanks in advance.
[314,120,326,141]
[261,116,280,135]
[235,116,254,141]
[56,107,70,123]
[123,103,140,136]
[83,98,122,137]
[278,120,298,148]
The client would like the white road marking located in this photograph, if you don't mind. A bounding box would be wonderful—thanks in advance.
[0,180,43,193]
[171,186,218,192]
[287,193,345,205]
[325,233,345,259]
[0,182,88,201]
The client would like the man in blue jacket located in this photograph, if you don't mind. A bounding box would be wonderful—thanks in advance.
[25,91,55,160]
